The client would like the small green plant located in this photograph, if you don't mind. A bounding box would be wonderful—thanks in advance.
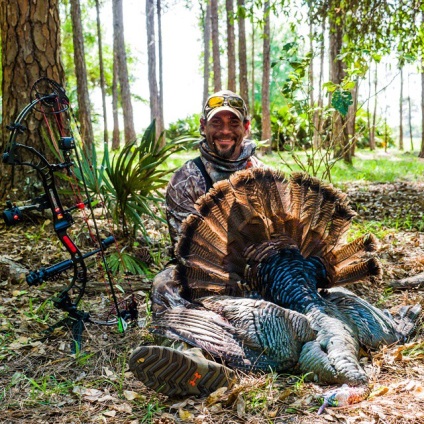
[375,287,394,307]
[24,298,51,324]
[402,342,424,358]
[140,399,164,423]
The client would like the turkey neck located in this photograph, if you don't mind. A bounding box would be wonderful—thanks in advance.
[247,247,368,385]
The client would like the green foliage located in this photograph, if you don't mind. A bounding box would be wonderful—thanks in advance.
[107,251,148,275]
[354,109,395,149]
[103,122,195,236]
[166,113,201,139]
[331,90,353,117]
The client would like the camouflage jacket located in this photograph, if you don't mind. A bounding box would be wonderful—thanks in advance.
[165,138,264,251]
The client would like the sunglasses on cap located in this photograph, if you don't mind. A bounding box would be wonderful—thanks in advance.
[204,95,248,118]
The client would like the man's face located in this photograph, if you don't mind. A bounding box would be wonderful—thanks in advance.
[203,111,248,160]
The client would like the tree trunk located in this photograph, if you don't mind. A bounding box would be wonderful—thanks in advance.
[113,0,136,145]
[251,21,255,113]
[226,0,236,91]
[347,83,358,157]
[308,11,314,145]
[328,6,350,163]
[146,0,162,144]
[70,0,94,151]
[420,53,424,158]
[420,10,424,158]
[261,1,271,152]
[112,46,120,150]
[211,0,222,91]
[157,0,165,140]
[399,67,404,151]
[203,1,211,106]
[0,0,64,198]
[367,65,371,146]
[237,0,249,111]
[313,18,325,149]
[95,0,108,145]
[370,63,378,150]
[407,70,414,151]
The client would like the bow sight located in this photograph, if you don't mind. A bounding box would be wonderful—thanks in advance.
[1,78,132,352]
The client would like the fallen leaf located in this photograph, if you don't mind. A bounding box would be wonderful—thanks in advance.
[179,408,194,421]
[102,410,116,417]
[206,386,228,405]
[369,386,389,399]
[112,403,132,413]
[123,390,141,401]
[236,393,245,418]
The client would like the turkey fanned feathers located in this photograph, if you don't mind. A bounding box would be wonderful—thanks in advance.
[176,168,380,294]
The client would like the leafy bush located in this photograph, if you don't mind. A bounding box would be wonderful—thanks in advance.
[166,113,201,139]
[354,109,395,149]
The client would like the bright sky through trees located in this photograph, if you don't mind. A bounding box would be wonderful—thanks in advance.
[101,0,203,131]
[98,0,421,136]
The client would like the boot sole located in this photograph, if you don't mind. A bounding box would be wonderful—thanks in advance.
[129,346,235,397]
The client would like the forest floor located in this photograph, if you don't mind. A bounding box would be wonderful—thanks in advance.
[1,179,424,424]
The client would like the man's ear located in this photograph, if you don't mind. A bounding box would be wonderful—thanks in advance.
[244,120,251,135]
[200,118,206,135]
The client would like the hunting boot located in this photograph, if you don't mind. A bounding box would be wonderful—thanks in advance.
[129,345,236,397]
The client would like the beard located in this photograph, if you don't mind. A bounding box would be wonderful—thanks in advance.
[213,142,237,159]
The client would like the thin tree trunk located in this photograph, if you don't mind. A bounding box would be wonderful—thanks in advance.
[313,18,325,148]
[367,65,371,145]
[112,46,120,150]
[237,0,249,110]
[420,10,424,158]
[408,94,413,151]
[146,0,162,143]
[329,5,350,163]
[211,0,222,91]
[370,63,378,150]
[399,67,404,150]
[95,0,108,145]
[70,0,94,151]
[421,53,424,157]
[251,21,255,113]
[157,0,165,139]
[407,71,414,151]
[113,0,136,145]
[203,1,211,105]
[261,1,271,152]
[348,84,358,157]
[308,9,314,146]
[226,0,236,91]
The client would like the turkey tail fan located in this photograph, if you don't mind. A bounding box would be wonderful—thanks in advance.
[325,233,379,267]
[176,168,380,299]
[319,202,357,257]
[329,257,382,287]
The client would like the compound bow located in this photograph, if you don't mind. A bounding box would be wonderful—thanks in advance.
[2,78,134,351]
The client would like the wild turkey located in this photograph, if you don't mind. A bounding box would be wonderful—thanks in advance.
[151,168,420,411]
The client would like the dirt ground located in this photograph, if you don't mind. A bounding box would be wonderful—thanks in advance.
[0,180,423,424]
